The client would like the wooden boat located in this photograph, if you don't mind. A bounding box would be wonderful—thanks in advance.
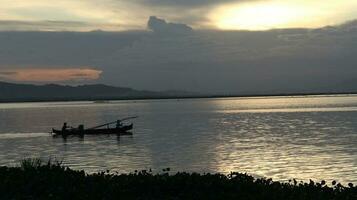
[52,124,133,136]
[52,117,137,137]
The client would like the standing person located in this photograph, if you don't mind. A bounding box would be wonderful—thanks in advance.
[62,122,68,132]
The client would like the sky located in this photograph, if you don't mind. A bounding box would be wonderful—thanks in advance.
[0,1,356,94]
[1,0,357,31]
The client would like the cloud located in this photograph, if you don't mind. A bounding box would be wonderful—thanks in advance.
[104,18,357,93]
[0,0,144,30]
[130,0,250,8]
[0,20,99,31]
[0,17,356,94]
[1,0,357,31]
[0,68,102,82]
[209,0,357,30]
[147,16,193,34]
[0,19,135,32]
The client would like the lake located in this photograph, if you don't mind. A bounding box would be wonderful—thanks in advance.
[0,95,356,184]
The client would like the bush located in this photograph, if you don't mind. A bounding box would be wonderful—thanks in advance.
[0,158,356,200]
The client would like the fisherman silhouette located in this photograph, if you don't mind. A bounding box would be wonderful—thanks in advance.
[78,124,84,131]
[62,123,68,132]
[116,120,122,128]
[78,124,84,136]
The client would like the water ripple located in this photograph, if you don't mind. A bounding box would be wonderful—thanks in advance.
[0,95,356,184]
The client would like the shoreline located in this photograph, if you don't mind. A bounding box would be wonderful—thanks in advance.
[0,92,356,104]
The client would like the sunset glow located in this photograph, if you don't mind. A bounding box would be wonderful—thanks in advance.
[0,0,355,31]
[0,68,102,82]
[210,0,357,30]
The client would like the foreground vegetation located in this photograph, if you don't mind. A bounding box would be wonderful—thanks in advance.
[0,159,356,200]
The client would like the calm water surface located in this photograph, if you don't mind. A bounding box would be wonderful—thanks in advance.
[0,95,357,184]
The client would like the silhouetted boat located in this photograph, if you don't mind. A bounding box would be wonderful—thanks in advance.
[52,124,133,136]
[52,117,137,137]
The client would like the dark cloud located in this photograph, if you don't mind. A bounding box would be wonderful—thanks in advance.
[0,71,17,75]
[0,17,356,94]
[0,20,122,31]
[0,20,87,31]
[148,16,193,34]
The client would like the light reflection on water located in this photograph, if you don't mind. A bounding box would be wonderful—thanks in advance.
[0,95,356,184]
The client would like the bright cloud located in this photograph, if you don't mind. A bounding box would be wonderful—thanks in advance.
[0,0,148,30]
[0,0,357,30]
[210,0,357,30]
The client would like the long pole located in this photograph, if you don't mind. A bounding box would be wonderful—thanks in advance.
[88,116,138,130]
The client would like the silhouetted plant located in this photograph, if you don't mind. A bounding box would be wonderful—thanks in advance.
[20,157,63,170]
[0,158,356,200]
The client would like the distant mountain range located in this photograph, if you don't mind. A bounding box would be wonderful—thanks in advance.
[0,81,197,102]
[1,81,357,103]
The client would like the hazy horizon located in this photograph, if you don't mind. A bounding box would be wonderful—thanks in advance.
[0,1,357,95]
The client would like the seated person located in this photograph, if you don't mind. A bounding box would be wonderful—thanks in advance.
[116,120,123,128]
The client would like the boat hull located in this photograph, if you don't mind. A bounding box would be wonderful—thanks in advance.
[52,124,133,136]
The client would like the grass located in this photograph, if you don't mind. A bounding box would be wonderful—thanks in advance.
[0,158,356,199]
